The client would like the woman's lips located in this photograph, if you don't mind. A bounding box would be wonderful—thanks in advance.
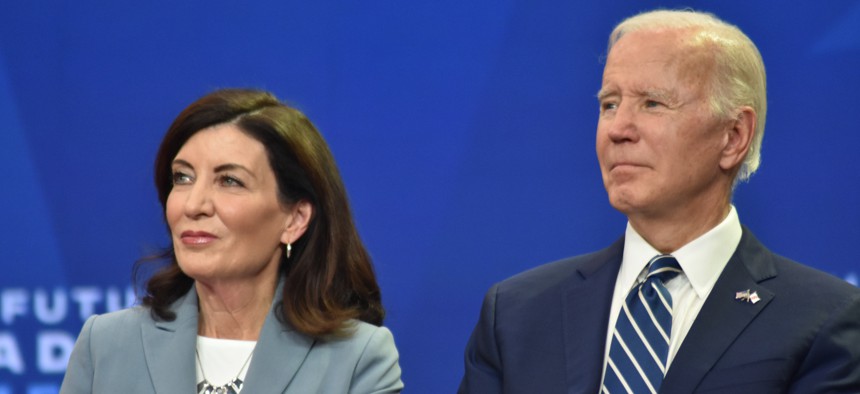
[179,231,218,245]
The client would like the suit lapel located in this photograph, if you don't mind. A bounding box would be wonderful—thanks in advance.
[238,286,315,393]
[563,238,625,393]
[661,227,777,393]
[141,287,199,393]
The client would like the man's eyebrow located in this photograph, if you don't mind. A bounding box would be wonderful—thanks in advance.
[596,86,679,106]
[596,88,617,101]
[641,88,676,102]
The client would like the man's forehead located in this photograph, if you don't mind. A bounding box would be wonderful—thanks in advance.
[601,32,713,94]
[607,28,703,65]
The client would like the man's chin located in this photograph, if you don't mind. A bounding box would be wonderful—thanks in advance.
[606,189,645,214]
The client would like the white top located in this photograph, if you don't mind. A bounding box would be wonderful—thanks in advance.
[600,205,743,382]
[196,336,257,387]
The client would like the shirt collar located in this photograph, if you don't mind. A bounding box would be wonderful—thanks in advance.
[620,205,742,298]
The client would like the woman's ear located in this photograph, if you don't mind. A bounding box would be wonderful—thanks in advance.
[719,106,756,172]
[281,200,313,245]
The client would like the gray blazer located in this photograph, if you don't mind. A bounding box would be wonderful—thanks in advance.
[60,284,404,393]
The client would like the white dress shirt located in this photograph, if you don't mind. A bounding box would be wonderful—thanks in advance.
[600,206,742,382]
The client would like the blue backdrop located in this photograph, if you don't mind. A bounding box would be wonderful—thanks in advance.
[1,1,858,392]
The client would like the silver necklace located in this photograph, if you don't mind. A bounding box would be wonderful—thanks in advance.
[196,347,253,394]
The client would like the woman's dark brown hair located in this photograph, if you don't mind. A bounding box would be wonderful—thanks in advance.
[134,88,384,337]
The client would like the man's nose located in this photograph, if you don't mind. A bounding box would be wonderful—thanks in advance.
[605,102,639,143]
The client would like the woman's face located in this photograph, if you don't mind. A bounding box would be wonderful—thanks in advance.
[166,123,293,286]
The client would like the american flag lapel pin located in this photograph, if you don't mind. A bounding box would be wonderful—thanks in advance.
[749,291,760,304]
[735,289,760,304]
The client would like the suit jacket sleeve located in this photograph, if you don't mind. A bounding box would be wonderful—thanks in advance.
[60,314,97,394]
[790,291,860,393]
[349,325,404,394]
[459,284,503,394]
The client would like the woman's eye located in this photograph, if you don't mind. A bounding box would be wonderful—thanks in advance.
[219,175,245,187]
[172,172,193,185]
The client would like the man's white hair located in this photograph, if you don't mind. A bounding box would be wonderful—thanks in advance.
[609,9,767,182]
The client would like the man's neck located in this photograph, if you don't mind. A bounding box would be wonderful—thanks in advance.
[628,200,731,254]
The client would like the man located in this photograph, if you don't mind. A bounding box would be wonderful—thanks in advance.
[459,9,860,394]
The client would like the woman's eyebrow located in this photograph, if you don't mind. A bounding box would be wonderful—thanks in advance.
[214,163,258,180]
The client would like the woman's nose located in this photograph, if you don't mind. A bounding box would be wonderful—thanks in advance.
[183,182,214,218]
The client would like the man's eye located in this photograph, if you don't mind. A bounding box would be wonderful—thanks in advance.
[172,172,193,185]
[644,100,662,108]
[601,102,618,111]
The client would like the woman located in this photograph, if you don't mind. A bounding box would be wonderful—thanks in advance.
[61,89,403,393]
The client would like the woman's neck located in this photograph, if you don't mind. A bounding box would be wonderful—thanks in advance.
[195,278,277,341]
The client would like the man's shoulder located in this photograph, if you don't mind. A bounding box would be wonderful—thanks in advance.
[768,253,860,300]
[495,237,624,296]
[737,228,860,295]
[739,228,859,305]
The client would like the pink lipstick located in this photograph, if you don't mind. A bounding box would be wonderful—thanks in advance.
[179,231,218,245]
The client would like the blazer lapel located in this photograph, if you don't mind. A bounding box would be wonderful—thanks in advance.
[563,237,625,393]
[661,227,777,393]
[239,285,316,393]
[141,287,199,393]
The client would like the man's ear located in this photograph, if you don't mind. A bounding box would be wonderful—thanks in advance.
[281,200,313,245]
[720,106,756,172]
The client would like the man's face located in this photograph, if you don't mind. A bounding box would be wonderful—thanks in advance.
[596,29,731,222]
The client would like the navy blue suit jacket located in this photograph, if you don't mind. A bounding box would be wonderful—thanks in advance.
[459,227,860,393]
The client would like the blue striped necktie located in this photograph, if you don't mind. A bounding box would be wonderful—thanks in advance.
[602,255,682,394]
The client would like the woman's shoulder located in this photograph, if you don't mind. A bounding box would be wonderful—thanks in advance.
[89,305,149,325]
[86,288,195,333]
[83,306,152,338]
[291,320,402,390]
[347,319,389,334]
[339,320,394,342]
[315,320,398,358]
[337,321,403,390]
